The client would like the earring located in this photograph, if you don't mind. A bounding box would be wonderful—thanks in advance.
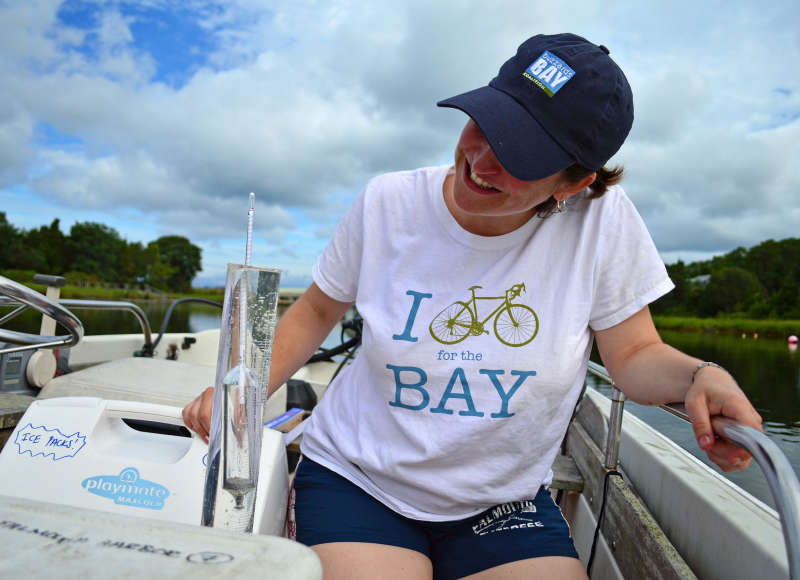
[556,199,567,213]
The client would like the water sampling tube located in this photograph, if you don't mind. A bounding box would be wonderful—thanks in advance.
[201,194,282,532]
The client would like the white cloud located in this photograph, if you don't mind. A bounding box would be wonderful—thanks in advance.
[0,109,34,184]
[0,0,798,282]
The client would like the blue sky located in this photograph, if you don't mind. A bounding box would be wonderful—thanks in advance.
[1,0,798,287]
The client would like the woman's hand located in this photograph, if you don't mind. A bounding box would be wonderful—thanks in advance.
[596,307,763,473]
[182,386,214,444]
[684,365,763,472]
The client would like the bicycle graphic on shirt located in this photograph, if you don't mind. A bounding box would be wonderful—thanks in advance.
[429,283,539,347]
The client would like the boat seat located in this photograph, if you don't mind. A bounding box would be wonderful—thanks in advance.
[0,494,322,578]
[39,357,288,421]
[39,357,216,408]
[550,454,583,492]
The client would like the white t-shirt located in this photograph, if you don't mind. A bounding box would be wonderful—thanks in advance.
[301,165,673,521]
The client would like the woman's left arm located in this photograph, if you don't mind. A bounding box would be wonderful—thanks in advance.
[594,306,763,472]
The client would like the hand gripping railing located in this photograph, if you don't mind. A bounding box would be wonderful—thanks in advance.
[586,360,800,580]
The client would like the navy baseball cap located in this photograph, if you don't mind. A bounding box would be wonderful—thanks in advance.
[437,33,633,181]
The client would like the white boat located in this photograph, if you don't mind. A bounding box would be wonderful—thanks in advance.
[0,274,798,579]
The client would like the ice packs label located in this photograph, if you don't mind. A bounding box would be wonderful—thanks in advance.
[14,423,87,461]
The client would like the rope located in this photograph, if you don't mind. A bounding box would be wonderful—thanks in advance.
[586,469,622,577]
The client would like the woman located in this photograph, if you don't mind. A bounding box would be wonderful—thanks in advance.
[183,33,762,579]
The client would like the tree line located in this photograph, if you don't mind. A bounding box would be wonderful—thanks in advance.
[652,238,800,319]
[0,212,202,292]
[2,211,797,316]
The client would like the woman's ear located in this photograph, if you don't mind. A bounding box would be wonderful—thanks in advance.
[555,172,597,200]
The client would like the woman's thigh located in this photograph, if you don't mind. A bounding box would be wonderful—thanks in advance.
[461,556,587,580]
[313,542,433,580]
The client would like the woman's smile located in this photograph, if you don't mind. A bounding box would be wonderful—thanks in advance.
[464,159,501,195]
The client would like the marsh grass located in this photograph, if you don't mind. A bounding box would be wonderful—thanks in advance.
[654,315,800,338]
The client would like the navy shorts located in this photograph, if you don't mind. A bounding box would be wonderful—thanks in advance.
[292,457,579,580]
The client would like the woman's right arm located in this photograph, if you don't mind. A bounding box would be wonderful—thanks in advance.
[181,282,353,441]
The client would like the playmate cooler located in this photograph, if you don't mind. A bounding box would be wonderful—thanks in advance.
[0,396,288,535]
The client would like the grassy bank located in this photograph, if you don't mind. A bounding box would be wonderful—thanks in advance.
[654,315,800,338]
[2,276,225,303]
[54,285,225,303]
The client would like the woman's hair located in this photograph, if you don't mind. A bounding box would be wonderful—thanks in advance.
[535,164,624,217]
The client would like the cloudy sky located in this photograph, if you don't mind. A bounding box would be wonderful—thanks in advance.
[1,1,798,288]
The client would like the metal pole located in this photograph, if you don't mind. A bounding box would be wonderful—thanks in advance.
[604,385,626,470]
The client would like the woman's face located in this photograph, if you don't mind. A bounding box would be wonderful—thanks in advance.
[447,120,570,235]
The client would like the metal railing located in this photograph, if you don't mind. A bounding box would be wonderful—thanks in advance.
[586,360,800,580]
[0,277,84,355]
[0,295,153,355]
[60,299,153,352]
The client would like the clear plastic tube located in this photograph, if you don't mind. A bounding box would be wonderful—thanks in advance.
[203,263,281,530]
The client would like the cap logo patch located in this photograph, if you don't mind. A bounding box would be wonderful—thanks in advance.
[522,51,575,97]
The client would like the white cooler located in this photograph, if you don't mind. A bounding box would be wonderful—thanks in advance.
[0,396,288,535]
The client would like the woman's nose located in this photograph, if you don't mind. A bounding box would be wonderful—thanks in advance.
[470,140,501,174]
[462,120,502,175]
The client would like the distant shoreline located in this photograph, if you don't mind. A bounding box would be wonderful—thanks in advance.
[654,316,799,339]
[4,276,797,339]
[15,282,307,308]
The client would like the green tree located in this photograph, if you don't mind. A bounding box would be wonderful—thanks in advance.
[146,236,201,291]
[117,241,150,284]
[0,212,47,271]
[144,243,177,290]
[0,212,23,269]
[745,238,800,316]
[66,222,126,280]
[652,260,689,315]
[24,218,67,273]
[698,267,764,316]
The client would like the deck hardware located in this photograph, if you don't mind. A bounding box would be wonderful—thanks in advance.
[151,298,222,354]
[604,385,626,470]
[61,299,153,355]
[32,275,66,337]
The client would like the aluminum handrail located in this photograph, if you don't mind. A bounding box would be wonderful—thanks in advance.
[59,299,153,351]
[1,295,153,355]
[586,359,800,579]
[0,278,83,355]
